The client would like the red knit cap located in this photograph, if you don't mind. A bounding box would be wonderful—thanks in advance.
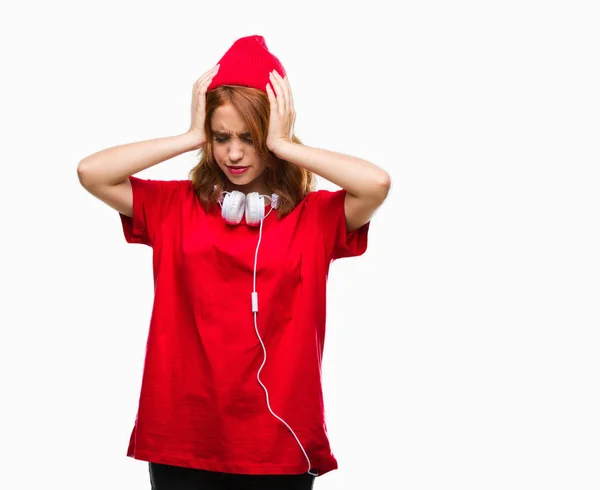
[207,35,286,93]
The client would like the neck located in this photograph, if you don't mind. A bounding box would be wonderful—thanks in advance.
[226,179,271,197]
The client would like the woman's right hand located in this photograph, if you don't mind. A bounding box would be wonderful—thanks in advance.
[187,64,220,148]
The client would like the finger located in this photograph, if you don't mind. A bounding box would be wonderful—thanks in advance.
[266,82,276,107]
[282,74,294,119]
[284,75,295,114]
[266,80,279,114]
[278,73,294,134]
[273,71,290,115]
[196,65,220,85]
[200,65,219,84]
[269,71,286,116]
[198,68,219,94]
[200,75,215,90]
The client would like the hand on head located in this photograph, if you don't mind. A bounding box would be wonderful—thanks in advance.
[188,64,220,148]
[265,70,296,153]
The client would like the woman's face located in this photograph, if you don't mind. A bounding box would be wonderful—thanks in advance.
[210,103,269,194]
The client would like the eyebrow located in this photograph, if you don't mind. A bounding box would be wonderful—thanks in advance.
[212,129,252,137]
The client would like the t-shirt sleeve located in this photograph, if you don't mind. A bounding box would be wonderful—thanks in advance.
[118,176,182,247]
[310,188,370,261]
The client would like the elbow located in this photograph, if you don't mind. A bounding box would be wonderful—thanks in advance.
[357,170,391,205]
[77,160,90,187]
[375,170,392,201]
[77,159,99,188]
[379,170,391,192]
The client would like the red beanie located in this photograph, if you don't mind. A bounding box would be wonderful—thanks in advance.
[207,35,286,93]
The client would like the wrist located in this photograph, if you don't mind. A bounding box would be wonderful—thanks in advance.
[183,130,206,151]
[269,139,295,157]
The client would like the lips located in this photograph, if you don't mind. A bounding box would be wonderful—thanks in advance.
[227,166,249,175]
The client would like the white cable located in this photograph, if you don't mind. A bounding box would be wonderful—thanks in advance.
[251,209,319,478]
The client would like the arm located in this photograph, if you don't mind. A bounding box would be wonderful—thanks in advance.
[270,141,391,231]
[77,66,221,218]
[266,70,391,232]
[77,64,219,188]
[77,132,202,218]
[77,131,202,187]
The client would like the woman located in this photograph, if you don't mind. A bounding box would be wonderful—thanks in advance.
[78,35,390,490]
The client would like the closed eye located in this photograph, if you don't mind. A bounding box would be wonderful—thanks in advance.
[215,136,253,144]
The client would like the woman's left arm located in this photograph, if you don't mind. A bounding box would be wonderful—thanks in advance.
[266,70,391,232]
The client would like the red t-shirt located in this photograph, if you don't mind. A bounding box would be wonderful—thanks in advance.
[118,176,370,477]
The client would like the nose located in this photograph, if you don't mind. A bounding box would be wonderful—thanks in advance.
[228,140,244,162]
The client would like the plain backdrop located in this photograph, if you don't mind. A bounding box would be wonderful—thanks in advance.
[1,1,599,489]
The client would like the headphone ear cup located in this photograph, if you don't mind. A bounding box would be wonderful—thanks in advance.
[223,190,246,225]
[245,192,264,227]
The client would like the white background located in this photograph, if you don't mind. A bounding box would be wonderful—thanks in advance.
[1,1,599,489]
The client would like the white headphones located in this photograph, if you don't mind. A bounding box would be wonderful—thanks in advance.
[215,186,280,226]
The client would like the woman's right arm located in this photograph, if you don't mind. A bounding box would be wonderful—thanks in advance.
[77,64,220,218]
[77,132,203,217]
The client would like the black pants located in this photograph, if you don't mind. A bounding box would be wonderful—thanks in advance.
[149,462,316,490]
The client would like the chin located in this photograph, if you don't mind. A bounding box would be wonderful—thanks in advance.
[227,169,266,186]
[226,174,254,185]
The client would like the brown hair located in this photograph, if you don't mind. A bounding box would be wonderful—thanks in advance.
[188,85,316,218]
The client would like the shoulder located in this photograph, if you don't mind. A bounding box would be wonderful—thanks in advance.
[130,176,190,185]
[302,188,347,211]
[298,188,348,227]
[138,177,194,199]
[304,188,345,202]
[128,176,190,192]
[127,177,193,213]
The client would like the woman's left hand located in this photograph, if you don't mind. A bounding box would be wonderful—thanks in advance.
[266,70,296,154]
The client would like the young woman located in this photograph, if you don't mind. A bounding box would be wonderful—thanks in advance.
[77,35,390,490]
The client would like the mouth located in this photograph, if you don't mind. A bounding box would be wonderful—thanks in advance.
[227,166,250,175]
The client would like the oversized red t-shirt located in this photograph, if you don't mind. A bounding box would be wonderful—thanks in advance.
[118,176,370,477]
